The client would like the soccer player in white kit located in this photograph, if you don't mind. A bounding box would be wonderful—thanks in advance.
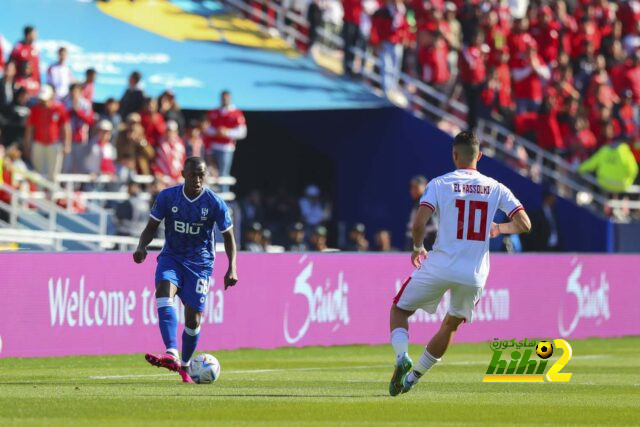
[388,131,531,396]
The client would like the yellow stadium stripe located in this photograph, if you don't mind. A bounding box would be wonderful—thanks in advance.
[482,375,545,383]
[96,0,297,55]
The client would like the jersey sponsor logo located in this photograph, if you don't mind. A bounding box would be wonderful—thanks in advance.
[174,221,202,235]
[558,261,610,337]
[283,259,350,344]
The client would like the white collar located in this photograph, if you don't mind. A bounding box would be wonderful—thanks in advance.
[182,185,205,203]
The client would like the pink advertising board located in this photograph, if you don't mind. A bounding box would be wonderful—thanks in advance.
[0,253,638,358]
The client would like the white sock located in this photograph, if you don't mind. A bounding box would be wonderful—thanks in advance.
[390,328,409,359]
[166,348,179,359]
[414,348,441,375]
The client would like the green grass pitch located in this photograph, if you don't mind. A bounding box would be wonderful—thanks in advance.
[1,337,639,425]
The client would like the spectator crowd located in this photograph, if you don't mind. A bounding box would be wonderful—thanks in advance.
[270,0,640,187]
[0,25,248,190]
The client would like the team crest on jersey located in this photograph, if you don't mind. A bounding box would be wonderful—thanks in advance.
[172,206,178,213]
[201,208,208,220]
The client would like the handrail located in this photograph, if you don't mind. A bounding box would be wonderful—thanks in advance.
[0,184,104,250]
[0,228,165,250]
[55,174,237,186]
[221,0,640,217]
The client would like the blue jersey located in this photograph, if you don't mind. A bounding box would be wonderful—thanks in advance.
[150,185,232,268]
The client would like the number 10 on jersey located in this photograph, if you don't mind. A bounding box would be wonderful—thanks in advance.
[455,199,489,241]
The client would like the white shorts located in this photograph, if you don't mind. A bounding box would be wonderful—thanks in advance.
[394,267,483,323]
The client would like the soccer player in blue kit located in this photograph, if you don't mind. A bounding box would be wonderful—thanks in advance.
[133,157,238,383]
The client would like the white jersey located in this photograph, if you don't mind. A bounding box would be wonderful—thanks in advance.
[419,168,523,287]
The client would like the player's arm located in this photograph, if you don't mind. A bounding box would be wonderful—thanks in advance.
[490,210,531,237]
[133,218,160,264]
[411,205,434,268]
[222,229,238,289]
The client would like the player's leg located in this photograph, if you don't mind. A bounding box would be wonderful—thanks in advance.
[181,304,202,370]
[403,283,482,392]
[388,304,415,397]
[145,256,183,372]
[156,280,180,359]
[176,269,211,383]
[403,313,464,389]
[144,279,182,371]
[388,273,447,396]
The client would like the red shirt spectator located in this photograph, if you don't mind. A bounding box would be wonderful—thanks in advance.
[15,74,40,98]
[342,0,363,24]
[458,43,487,85]
[417,32,450,85]
[153,122,186,182]
[10,27,40,83]
[617,0,640,37]
[204,104,247,151]
[65,83,94,144]
[622,52,640,103]
[140,98,167,146]
[593,1,616,38]
[507,21,536,69]
[82,68,97,104]
[536,102,564,151]
[614,90,636,137]
[27,98,69,144]
[370,2,410,46]
[530,8,561,65]
[512,49,550,103]
[570,18,601,59]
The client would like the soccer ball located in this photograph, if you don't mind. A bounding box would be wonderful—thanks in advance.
[190,354,221,384]
[535,341,554,359]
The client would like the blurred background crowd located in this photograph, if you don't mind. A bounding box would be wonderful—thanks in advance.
[2,0,636,252]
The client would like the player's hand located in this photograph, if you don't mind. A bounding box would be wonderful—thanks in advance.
[224,267,238,290]
[411,247,427,268]
[133,247,147,264]
[490,222,501,238]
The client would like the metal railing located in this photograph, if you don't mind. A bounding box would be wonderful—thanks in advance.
[222,0,640,217]
[0,228,165,251]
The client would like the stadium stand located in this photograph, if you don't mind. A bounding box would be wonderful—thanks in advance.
[0,0,638,253]
[228,0,640,220]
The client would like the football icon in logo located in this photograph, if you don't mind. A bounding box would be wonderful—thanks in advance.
[536,341,554,359]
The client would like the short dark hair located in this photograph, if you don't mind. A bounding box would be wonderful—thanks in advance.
[24,26,35,37]
[184,156,205,170]
[86,68,97,76]
[130,71,142,83]
[105,97,116,104]
[58,46,67,54]
[221,90,230,97]
[453,131,480,160]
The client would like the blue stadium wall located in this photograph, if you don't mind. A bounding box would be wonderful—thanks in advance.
[235,107,614,252]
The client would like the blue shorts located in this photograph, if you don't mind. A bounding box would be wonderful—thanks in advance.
[155,255,212,312]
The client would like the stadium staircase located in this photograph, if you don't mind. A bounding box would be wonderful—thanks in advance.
[220,0,640,219]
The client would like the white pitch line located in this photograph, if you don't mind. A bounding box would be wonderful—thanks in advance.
[88,355,609,380]
[89,365,387,380]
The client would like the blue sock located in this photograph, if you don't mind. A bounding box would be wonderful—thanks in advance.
[156,297,178,356]
[181,326,201,366]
